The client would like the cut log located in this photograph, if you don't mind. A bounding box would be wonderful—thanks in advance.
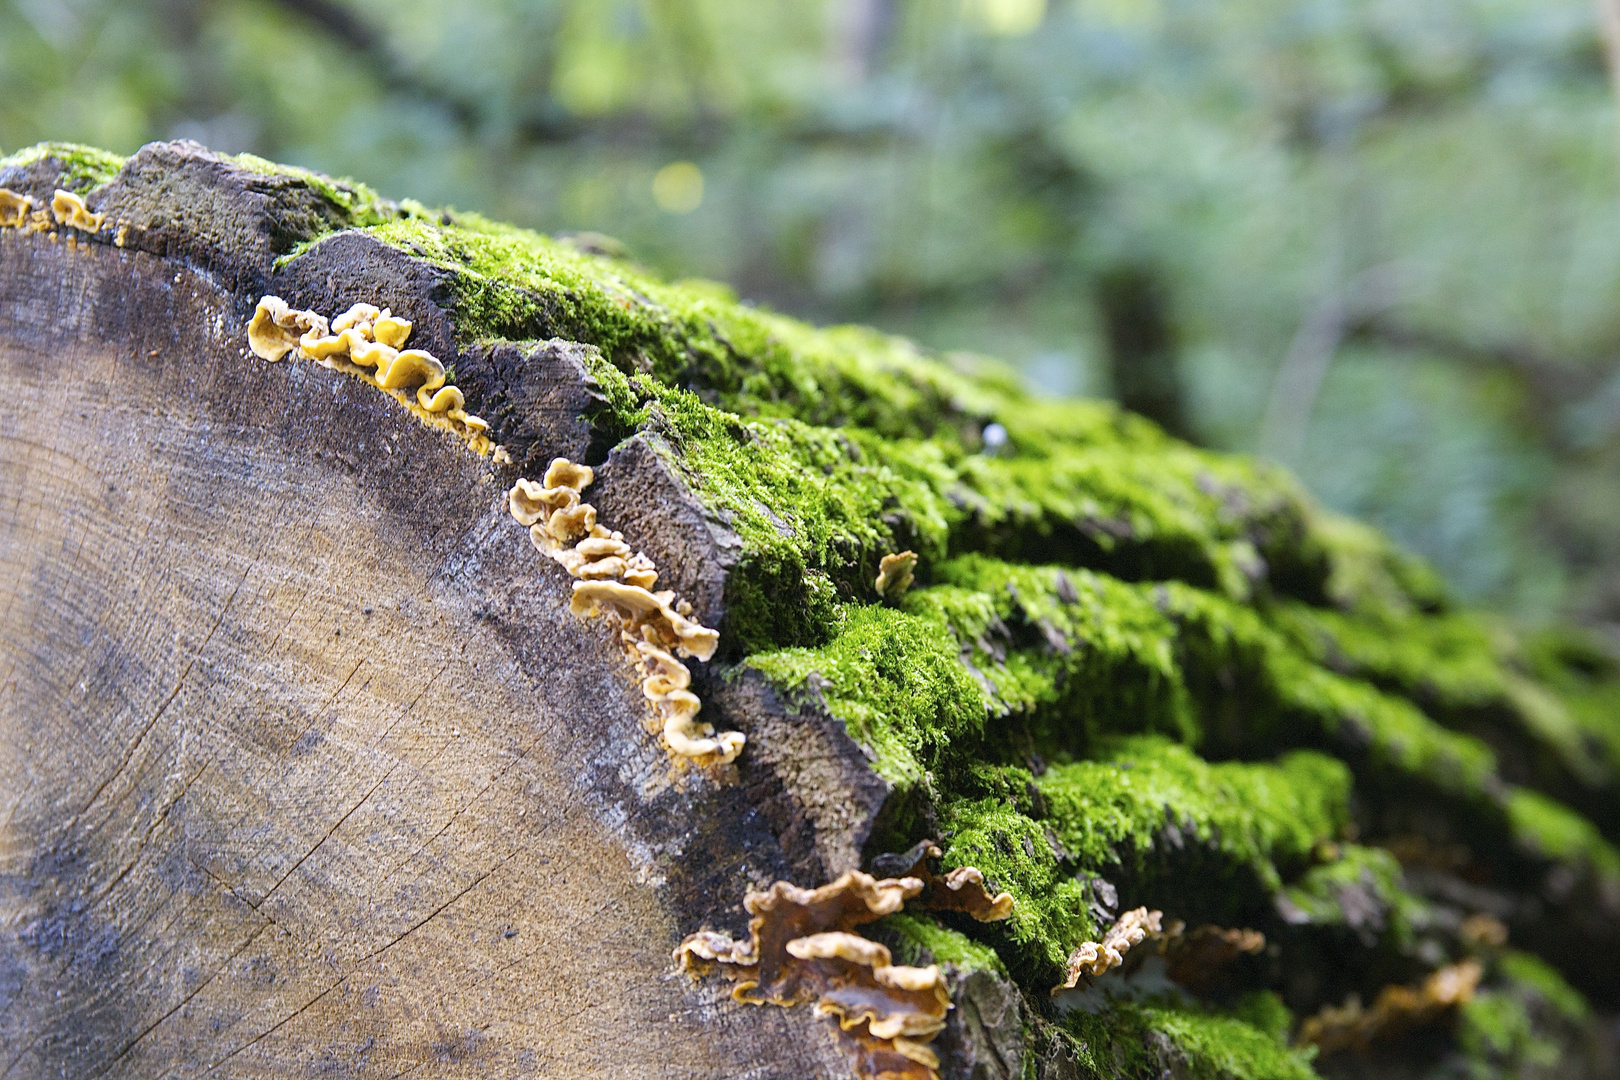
[3,141,1618,1080]
[0,143,888,1079]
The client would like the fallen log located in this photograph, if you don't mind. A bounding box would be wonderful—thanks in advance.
[1,141,1615,1080]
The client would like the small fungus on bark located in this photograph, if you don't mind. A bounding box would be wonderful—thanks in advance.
[1297,959,1483,1054]
[0,188,33,228]
[1157,921,1266,992]
[875,551,918,599]
[49,189,104,233]
[872,840,1014,922]
[247,295,327,362]
[508,459,742,766]
[676,870,952,1080]
[244,295,489,447]
[1053,906,1164,990]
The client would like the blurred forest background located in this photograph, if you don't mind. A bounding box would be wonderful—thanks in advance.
[4,0,1620,637]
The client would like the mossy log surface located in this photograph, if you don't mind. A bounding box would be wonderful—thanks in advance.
[1,141,1617,1080]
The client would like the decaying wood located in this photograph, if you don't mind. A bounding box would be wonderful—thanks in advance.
[0,143,952,1078]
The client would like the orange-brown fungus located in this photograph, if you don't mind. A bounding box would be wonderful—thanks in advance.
[1297,959,1483,1054]
[509,459,742,765]
[872,841,1014,922]
[244,296,489,449]
[875,550,918,599]
[1458,913,1508,949]
[1054,907,1164,991]
[1158,922,1266,992]
[676,871,952,1080]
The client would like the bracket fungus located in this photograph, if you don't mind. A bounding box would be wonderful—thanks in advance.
[872,840,1014,922]
[875,551,918,600]
[0,188,32,228]
[1297,960,1483,1054]
[1054,906,1164,991]
[508,459,741,766]
[676,870,952,1080]
[244,296,489,449]
[1157,922,1266,992]
[49,189,104,233]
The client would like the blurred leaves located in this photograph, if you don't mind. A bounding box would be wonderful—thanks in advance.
[3,0,1619,629]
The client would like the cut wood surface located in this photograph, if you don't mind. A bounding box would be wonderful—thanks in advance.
[0,146,876,1079]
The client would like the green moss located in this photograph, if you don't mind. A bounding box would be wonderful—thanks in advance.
[1227,992,1296,1047]
[1037,738,1350,893]
[1525,628,1620,781]
[1278,845,1418,946]
[1274,601,1613,796]
[0,142,126,192]
[883,912,1008,975]
[1505,787,1620,884]
[1060,1000,1320,1080]
[1457,953,1593,1078]
[229,151,408,232]
[1143,1006,1319,1080]
[936,794,1093,975]
[1495,951,1590,1025]
[923,555,1195,749]
[744,603,987,786]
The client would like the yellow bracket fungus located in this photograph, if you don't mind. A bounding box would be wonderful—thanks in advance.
[1051,911,1267,995]
[1157,921,1266,992]
[676,850,1014,1079]
[510,459,741,766]
[874,840,1015,922]
[244,296,490,451]
[676,870,949,1080]
[875,550,918,599]
[0,187,66,234]
[1053,906,1163,990]
[50,189,104,233]
[0,188,33,228]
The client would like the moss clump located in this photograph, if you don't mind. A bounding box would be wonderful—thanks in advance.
[883,912,1008,976]
[745,603,986,787]
[1278,845,1417,946]
[0,142,126,193]
[1505,787,1620,885]
[1059,1000,1318,1080]
[229,152,411,234]
[1036,739,1351,894]
[1456,952,1594,1078]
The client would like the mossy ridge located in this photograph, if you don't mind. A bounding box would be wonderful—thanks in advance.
[883,912,1008,976]
[349,213,1475,623]
[1274,600,1620,837]
[227,152,416,236]
[931,737,1356,980]
[1451,951,1594,1079]
[0,143,126,193]
[1056,998,1318,1080]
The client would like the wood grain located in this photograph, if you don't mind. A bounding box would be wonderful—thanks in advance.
[0,225,854,1079]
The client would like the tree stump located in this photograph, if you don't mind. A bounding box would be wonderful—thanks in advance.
[2,142,1617,1080]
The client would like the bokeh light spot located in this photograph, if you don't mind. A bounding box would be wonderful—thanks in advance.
[972,0,1047,36]
[653,161,704,214]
